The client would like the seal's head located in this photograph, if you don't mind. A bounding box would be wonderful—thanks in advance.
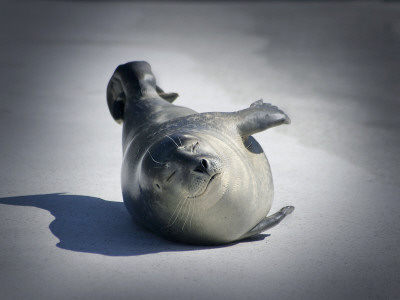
[123,130,272,245]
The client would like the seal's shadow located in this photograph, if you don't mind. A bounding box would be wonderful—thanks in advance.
[0,194,268,256]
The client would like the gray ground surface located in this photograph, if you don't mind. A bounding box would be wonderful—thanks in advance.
[1,1,399,299]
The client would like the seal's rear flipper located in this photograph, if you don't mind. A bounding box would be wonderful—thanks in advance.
[107,61,179,123]
[240,206,295,240]
[235,100,291,137]
[156,86,179,103]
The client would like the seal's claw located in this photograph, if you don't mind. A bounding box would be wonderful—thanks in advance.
[250,99,264,107]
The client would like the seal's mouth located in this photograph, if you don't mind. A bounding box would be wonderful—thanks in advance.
[208,173,219,185]
[190,173,220,198]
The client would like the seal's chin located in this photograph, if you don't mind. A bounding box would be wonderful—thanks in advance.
[190,173,221,198]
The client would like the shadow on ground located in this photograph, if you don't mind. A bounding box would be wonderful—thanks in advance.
[0,194,267,256]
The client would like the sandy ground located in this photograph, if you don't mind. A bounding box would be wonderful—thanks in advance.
[0,1,399,299]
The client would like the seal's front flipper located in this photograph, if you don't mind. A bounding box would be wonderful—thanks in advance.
[235,99,290,137]
[240,206,295,240]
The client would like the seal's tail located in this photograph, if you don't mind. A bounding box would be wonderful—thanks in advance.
[106,61,178,123]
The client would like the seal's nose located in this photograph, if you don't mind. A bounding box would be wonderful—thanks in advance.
[193,158,219,177]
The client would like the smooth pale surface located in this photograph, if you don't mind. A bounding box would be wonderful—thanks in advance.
[0,1,399,299]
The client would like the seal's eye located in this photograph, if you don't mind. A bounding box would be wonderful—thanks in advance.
[177,137,200,153]
[192,142,200,153]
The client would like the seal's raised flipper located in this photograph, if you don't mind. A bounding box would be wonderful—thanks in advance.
[240,206,295,240]
[235,100,290,137]
[107,61,178,123]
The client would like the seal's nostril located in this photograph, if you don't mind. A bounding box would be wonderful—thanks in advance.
[194,159,209,174]
[201,159,208,169]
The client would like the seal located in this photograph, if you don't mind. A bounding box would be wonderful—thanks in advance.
[107,61,294,245]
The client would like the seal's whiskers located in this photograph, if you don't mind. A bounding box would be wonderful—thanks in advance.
[177,136,183,147]
[147,150,164,165]
[165,134,179,148]
[245,141,253,149]
[189,198,195,228]
[167,193,188,227]
[181,199,192,230]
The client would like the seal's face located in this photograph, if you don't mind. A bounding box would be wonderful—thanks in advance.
[138,133,234,237]
[142,134,223,200]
